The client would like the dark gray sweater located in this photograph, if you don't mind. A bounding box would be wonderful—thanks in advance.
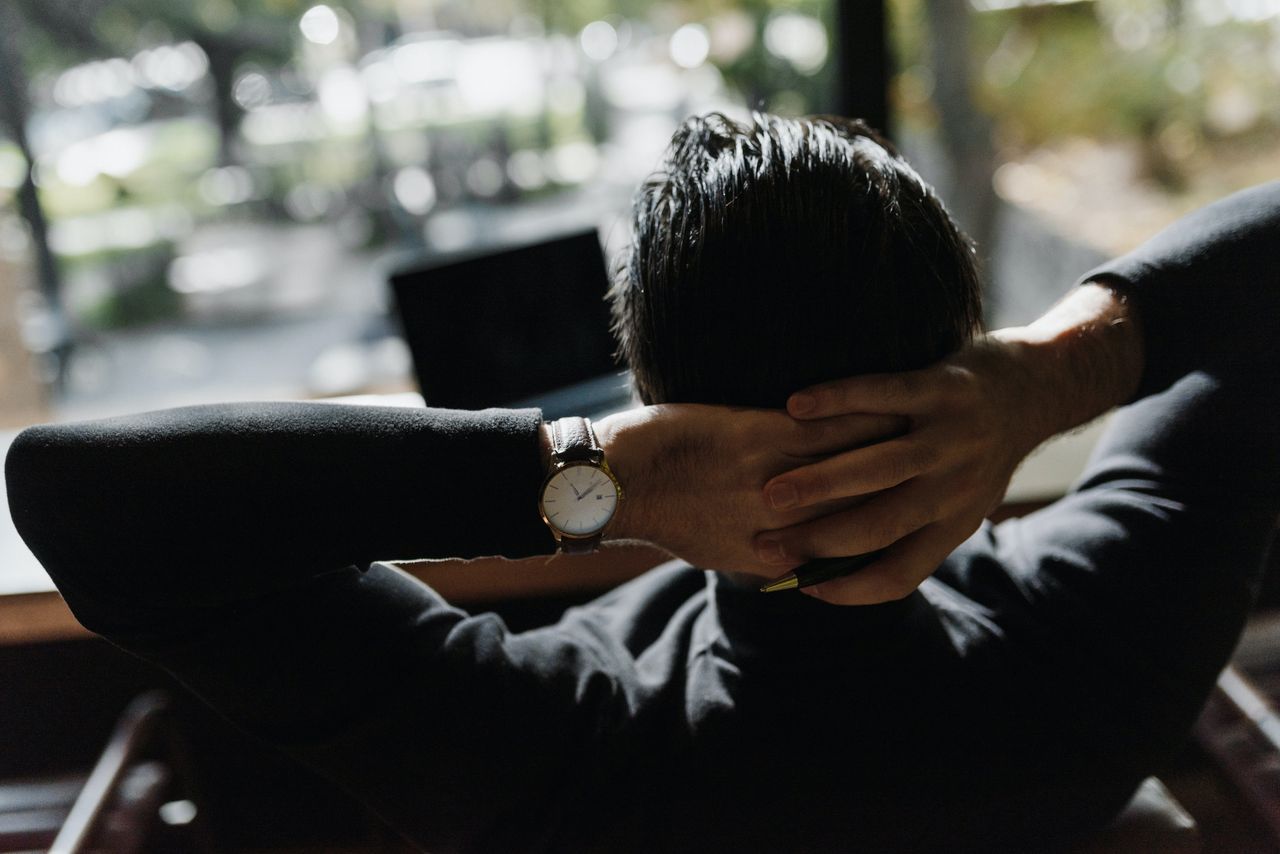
[7,182,1280,852]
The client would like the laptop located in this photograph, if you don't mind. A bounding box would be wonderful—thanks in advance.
[390,229,634,420]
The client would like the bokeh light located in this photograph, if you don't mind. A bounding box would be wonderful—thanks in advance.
[670,24,711,69]
[300,5,341,46]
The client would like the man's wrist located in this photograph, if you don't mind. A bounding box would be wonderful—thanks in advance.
[591,408,660,545]
[538,415,650,550]
[993,283,1145,441]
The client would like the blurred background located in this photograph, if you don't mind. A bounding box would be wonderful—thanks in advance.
[0,0,1277,426]
[3,4,1280,850]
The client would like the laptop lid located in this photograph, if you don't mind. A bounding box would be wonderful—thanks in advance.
[390,229,629,416]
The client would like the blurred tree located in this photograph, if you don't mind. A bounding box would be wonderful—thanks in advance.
[0,6,60,314]
[0,258,45,421]
[0,4,71,387]
[894,0,1280,199]
[546,0,835,116]
[0,0,325,388]
[923,0,998,274]
[19,0,297,166]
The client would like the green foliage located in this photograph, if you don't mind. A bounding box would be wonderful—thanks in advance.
[970,5,1167,144]
[71,242,181,329]
[891,0,1279,194]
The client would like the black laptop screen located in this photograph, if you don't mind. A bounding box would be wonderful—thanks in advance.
[391,230,621,410]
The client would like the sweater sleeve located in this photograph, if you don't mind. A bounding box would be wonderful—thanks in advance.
[1077,180,1280,400]
[4,401,556,635]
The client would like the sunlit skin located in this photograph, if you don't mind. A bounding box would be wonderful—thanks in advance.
[542,283,1143,606]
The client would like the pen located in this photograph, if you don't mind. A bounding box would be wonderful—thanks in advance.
[759,552,882,593]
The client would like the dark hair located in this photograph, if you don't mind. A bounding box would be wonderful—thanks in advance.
[609,112,983,408]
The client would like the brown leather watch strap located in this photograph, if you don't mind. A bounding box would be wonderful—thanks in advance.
[559,537,599,555]
[550,417,601,463]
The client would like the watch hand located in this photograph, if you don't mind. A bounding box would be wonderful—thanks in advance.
[567,481,583,499]
[578,479,602,500]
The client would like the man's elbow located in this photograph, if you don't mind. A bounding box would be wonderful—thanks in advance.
[6,423,129,634]
[6,424,70,549]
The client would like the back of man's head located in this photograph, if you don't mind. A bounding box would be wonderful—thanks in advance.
[610,112,983,408]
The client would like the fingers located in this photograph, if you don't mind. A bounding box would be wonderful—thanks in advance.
[799,521,965,606]
[785,412,910,457]
[788,369,944,419]
[755,477,943,563]
[764,439,939,509]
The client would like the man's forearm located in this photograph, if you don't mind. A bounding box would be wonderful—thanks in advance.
[998,181,1279,451]
[6,402,555,634]
[994,283,1145,447]
[1079,181,1280,400]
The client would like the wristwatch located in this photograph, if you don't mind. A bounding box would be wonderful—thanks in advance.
[538,417,623,554]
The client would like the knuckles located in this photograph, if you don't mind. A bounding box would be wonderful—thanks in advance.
[937,364,982,406]
[884,442,938,483]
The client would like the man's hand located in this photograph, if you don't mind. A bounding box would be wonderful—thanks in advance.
[594,404,906,576]
[755,283,1145,605]
[751,340,1050,603]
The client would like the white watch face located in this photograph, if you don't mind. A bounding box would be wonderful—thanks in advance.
[540,462,618,536]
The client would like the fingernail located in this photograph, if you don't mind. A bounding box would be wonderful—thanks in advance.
[766,482,798,510]
[756,538,788,564]
[789,393,815,416]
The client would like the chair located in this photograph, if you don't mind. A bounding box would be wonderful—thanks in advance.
[1075,777,1200,854]
[0,692,1201,853]
[0,691,213,854]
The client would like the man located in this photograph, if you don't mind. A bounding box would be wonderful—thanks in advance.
[7,113,1279,852]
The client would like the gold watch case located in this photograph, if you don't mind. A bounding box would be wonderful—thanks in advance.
[538,458,624,541]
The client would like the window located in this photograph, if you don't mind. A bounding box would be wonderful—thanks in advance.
[889,0,1280,324]
[0,0,837,423]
